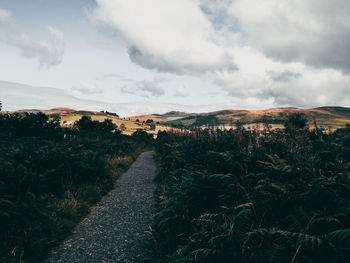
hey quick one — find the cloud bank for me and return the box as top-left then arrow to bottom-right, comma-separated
0,80 -> 222,116
91,0 -> 350,108
231,0 -> 350,73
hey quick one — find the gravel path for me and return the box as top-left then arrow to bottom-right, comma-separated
48,151 -> 156,263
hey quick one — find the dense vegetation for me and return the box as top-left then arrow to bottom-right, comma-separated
0,112 -> 150,263
153,117 -> 350,263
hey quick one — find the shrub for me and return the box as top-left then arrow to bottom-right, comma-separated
152,127 -> 350,263
284,113 -> 308,132
0,113 -> 150,262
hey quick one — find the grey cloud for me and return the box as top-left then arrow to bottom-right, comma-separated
264,34 -> 350,74
127,46 -> 173,72
120,78 -> 165,97
215,66 -> 350,108
259,79 -> 350,108
128,46 -> 236,75
269,70 -> 302,83
72,84 -> 103,95
6,26 -> 64,69
259,89 -> 307,107
231,0 -> 350,73
199,0 -> 237,31
139,81 -> 165,97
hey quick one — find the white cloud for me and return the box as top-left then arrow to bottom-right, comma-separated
120,85 -> 138,95
72,83 -> 103,94
0,8 -> 12,22
174,85 -> 189,97
6,26 -> 65,69
91,0 -> 237,74
268,70 -> 301,83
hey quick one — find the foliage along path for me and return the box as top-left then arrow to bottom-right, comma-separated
48,151 -> 155,263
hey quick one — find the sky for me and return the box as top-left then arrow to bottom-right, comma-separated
0,0 -> 349,115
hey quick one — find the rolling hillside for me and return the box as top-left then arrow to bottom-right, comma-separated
160,107 -> 350,130
15,107 -> 77,115
128,111 -> 191,123
11,106 -> 350,132
59,111 -> 175,137
11,108 -> 172,137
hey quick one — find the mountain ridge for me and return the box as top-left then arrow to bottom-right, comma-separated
133,106 -> 350,129
7,106 -> 350,130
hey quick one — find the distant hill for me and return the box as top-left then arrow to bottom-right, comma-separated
315,106 -> 350,115
15,107 -> 76,115
11,106 -> 350,130
160,107 -> 350,130
129,111 -> 192,123
10,108 -> 175,137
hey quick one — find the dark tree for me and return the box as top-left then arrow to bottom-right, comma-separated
284,113 -> 308,131
132,129 -> 153,142
76,116 -> 94,131
105,111 -> 119,117
76,116 -> 117,133
0,112 -> 61,137
101,119 -> 117,132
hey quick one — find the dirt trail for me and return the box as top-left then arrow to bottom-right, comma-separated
48,151 -> 155,263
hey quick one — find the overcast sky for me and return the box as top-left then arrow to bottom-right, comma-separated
0,0 -> 349,115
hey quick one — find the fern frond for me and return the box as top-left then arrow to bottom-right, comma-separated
327,229 -> 350,247
307,216 -> 342,234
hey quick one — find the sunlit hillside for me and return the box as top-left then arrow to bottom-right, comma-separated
160,107 -> 350,130
12,108 -> 173,137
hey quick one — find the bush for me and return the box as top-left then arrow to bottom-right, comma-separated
0,112 -> 61,138
152,127 -> 350,263
0,113 -> 149,262
284,113 -> 308,132
76,116 -> 117,132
